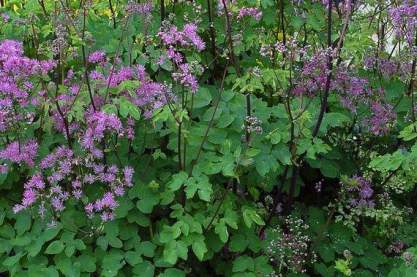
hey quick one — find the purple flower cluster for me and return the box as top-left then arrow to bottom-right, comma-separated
172,63 -> 199,93
402,251 -> 415,266
83,164 -> 134,221
319,0 -> 353,13
0,40 -> 55,76
0,140 -> 38,168
390,2 -> 417,46
51,108 -> 79,136
266,40 -> 397,136
86,192 -> 118,221
81,111 -> 123,158
1,13 -> 9,23
0,39 -> 54,172
158,23 -> 204,93
134,78 -> 171,118
292,49 -> 331,97
237,7 -> 262,21
88,64 -> 171,118
314,179 -> 323,192
346,176 -> 375,209
365,101 -> 396,136
13,146 -> 75,214
364,56 -> 397,78
86,50 -> 172,118
334,70 -> 372,113
158,23 -> 205,52
13,173 -> 45,214
88,50 -> 106,64
125,1 -> 153,15
2,38 -> 183,223
39,145 -> 74,171
13,143 -> 135,222
216,0 -> 235,17
335,71 -> 396,136
0,40 -> 54,132
107,67 -> 134,88
87,55 -> 137,90
364,55 -> 411,81
216,0 -> 263,23
0,41 -> 139,222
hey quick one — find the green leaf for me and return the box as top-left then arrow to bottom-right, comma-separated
335,259 -> 351,276
254,256 -> 274,275
267,131 -> 281,144
369,151 -> 404,172
11,235 -> 31,246
319,159 -> 340,178
97,236 -> 108,251
160,225 -> 181,243
233,256 -> 255,272
160,268 -> 186,277
321,112 -> 351,132
230,234 -> 249,252
138,241 -> 156,258
115,198 -> 134,218
127,210 -> 150,227
102,251 -> 124,277
192,239 -> 207,261
133,261 -> 155,277
163,241 -> 178,264
45,241 -> 65,255
399,123 -> 417,141
27,239 -> 44,257
54,254 -> 81,276
193,87 -> 212,108
317,245 -> 335,263
223,209 -> 239,229
168,171 -> 188,191
197,186 -> 213,202
215,221 -> 229,243
14,212 -> 31,235
26,266 -> 60,277
78,254 -> 96,273
119,97 -> 141,120
0,224 -> 15,239
65,245 -> 75,257
136,187 -> 160,214
74,239 -> 86,250
102,104 -> 118,115
108,236 -> 123,248
41,224 -> 62,242
125,251 -> 143,266
118,80 -> 140,94
315,263 -> 335,276
3,252 -> 24,267
163,240 -> 188,264
242,207 -> 265,228
184,175 -> 212,202
104,221 -> 119,236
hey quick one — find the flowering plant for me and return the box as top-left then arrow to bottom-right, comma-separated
1,0 -> 417,276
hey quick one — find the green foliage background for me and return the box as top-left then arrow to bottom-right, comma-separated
1,0 -> 417,276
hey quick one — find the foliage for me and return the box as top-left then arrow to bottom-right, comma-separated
0,0 -> 417,276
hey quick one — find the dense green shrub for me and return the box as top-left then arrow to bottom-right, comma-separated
1,0 -> 417,276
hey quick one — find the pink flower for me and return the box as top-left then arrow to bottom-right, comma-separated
237,7 -> 262,21
123,166 -> 134,187
0,139 -> 38,167
158,23 -> 205,51
88,51 -> 106,64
